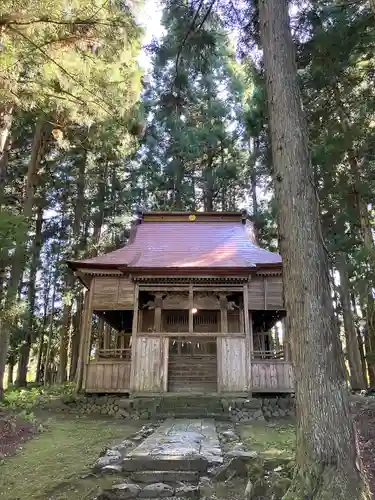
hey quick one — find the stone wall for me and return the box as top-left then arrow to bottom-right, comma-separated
51,394 -> 294,421
56,395 -> 160,419
228,396 -> 295,422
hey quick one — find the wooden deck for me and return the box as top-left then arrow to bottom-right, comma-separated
85,360 -> 131,392
84,358 -> 294,394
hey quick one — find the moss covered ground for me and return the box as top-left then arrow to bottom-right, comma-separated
0,415 -> 139,500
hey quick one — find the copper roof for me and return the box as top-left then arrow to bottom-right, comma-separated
68,212 -> 281,272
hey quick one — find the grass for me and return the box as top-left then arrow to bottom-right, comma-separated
238,420 -> 295,463
0,415 -> 140,500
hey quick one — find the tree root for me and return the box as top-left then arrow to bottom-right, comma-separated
282,465 -> 370,500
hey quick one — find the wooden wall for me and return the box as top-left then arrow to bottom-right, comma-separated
131,336 -> 167,392
217,337 -> 248,392
251,361 -> 294,391
247,275 -> 284,310
85,361 -> 131,392
92,277 -> 134,310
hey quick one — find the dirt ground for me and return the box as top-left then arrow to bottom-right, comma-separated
0,411 -> 34,458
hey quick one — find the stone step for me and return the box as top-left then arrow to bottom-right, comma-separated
154,413 -> 223,420
122,456 -> 208,473
130,470 -> 199,484
98,482 -> 200,500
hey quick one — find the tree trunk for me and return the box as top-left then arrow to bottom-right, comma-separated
348,153 -> 375,386
7,362 -> 14,386
337,253 -> 366,390
58,152 -> 86,383
249,137 -> 260,240
44,279 -> 57,386
370,0 -> 375,16
351,293 -> 368,385
259,1 -> 369,498
69,293 -> 83,381
0,105 -> 13,163
203,154 -> 215,211
0,117 -> 49,400
0,134 -> 11,206
16,204 -> 44,387
36,266 -> 51,384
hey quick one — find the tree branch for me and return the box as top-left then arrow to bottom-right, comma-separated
9,26 -> 116,118
175,0 -> 206,76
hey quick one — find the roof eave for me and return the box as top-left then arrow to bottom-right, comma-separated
66,260 -> 123,271
120,262 -> 282,276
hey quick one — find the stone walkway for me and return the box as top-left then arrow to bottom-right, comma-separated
128,419 -> 223,465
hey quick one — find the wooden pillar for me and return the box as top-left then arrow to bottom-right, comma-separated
282,316 -> 290,361
103,323 -> 111,349
220,294 -> 228,334
76,284 -> 93,393
189,284 -> 194,334
130,283 -> 139,391
153,292 -> 168,392
154,293 -> 163,332
96,316 -> 104,359
243,284 -> 252,393
243,285 -> 250,337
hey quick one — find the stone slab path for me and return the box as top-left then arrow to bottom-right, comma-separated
127,419 -> 223,466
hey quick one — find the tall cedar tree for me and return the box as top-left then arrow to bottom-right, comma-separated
259,0 -> 369,498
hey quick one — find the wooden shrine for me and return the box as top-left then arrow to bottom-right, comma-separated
68,211 -> 293,395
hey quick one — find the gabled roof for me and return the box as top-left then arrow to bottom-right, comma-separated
67,212 -> 282,273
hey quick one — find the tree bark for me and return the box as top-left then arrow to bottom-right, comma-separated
259,1 -> 369,498
337,253 -> 366,390
0,117 -> 49,399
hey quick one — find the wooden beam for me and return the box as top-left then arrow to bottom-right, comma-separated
138,331 -> 245,338
130,283 -> 139,390
189,284 -> 194,334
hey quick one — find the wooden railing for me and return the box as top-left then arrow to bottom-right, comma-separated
252,349 -> 284,360
97,348 -> 131,360
251,360 -> 294,391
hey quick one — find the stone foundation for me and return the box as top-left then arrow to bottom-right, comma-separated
229,396 -> 295,422
52,394 -> 294,421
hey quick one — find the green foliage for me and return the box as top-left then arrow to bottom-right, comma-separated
0,209 -> 28,255
0,0 -> 144,124
1,383 -> 76,411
